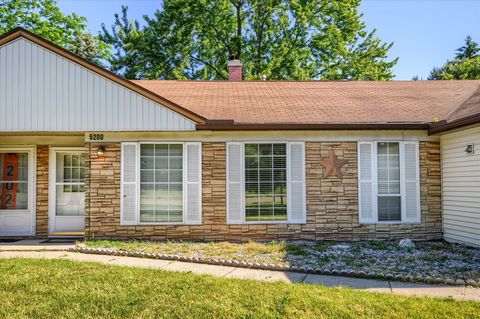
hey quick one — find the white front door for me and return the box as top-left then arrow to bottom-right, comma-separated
49,148 -> 85,235
0,148 -> 35,236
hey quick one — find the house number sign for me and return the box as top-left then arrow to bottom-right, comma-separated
1,153 -> 19,209
88,134 -> 104,141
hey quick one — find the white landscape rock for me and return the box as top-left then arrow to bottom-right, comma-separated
399,239 -> 416,249
329,244 -> 351,252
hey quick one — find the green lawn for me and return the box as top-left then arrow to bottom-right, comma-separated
0,258 -> 479,319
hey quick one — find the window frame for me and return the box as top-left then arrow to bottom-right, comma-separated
0,147 -> 35,214
57,152 -> 86,193
244,142 -> 288,223
233,141 -> 294,224
136,142 -> 187,225
376,141 -> 402,222
49,148 -> 86,218
360,140 -> 420,224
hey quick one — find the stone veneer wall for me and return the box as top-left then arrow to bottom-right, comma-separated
84,141 -> 442,241
35,145 -> 49,237
307,141 -> 442,241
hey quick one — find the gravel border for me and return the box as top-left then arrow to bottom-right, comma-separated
71,245 -> 479,287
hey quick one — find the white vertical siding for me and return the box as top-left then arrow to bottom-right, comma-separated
441,125 -> 480,247
0,38 -> 196,131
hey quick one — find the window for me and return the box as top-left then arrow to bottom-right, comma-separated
60,154 -> 85,193
226,142 -> 306,224
244,143 -> 287,222
139,144 -> 183,223
377,142 -> 401,221
0,153 -> 29,210
358,141 -> 420,224
121,142 -> 201,226
55,153 -> 86,216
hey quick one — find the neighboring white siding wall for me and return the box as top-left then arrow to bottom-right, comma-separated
441,125 -> 480,247
0,38 -> 196,131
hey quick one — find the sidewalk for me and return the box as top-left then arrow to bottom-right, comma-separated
1,249 -> 479,301
0,239 -> 76,251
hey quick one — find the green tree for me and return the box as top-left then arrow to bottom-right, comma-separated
0,0 -> 109,64
102,1 -> 397,80
455,35 -> 479,60
429,36 -> 480,80
100,6 -> 157,79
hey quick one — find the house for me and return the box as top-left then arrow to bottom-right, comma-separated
0,28 -> 479,246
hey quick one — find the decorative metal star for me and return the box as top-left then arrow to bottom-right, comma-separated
318,150 -> 348,178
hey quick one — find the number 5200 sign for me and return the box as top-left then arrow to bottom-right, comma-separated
89,134 -> 104,141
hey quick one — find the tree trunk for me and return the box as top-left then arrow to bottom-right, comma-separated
234,0 -> 243,59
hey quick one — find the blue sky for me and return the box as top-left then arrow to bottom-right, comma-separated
58,0 -> 480,80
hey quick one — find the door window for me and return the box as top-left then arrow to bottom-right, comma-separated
0,153 -> 29,210
56,153 -> 85,216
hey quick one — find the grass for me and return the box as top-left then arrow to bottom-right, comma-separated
0,258 -> 479,319
84,239 -> 288,264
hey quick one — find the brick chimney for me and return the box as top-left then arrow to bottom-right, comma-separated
228,59 -> 243,81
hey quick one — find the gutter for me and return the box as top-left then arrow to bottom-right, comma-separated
199,115 -> 480,134
428,113 -> 480,134
196,120 -> 430,131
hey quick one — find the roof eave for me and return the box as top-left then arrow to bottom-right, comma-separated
429,114 -> 480,134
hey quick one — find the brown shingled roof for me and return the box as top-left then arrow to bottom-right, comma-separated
132,80 -> 480,130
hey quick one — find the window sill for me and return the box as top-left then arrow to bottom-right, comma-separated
360,221 -> 421,225
132,222 -> 195,226
236,221 -> 305,225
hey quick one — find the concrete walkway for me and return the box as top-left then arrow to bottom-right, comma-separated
0,239 -> 75,251
1,249 -> 479,301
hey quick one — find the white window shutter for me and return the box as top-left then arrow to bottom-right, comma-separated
226,142 -> 244,224
358,142 -> 376,223
185,142 -> 202,224
121,142 -> 138,225
288,142 -> 306,224
402,142 -> 421,223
